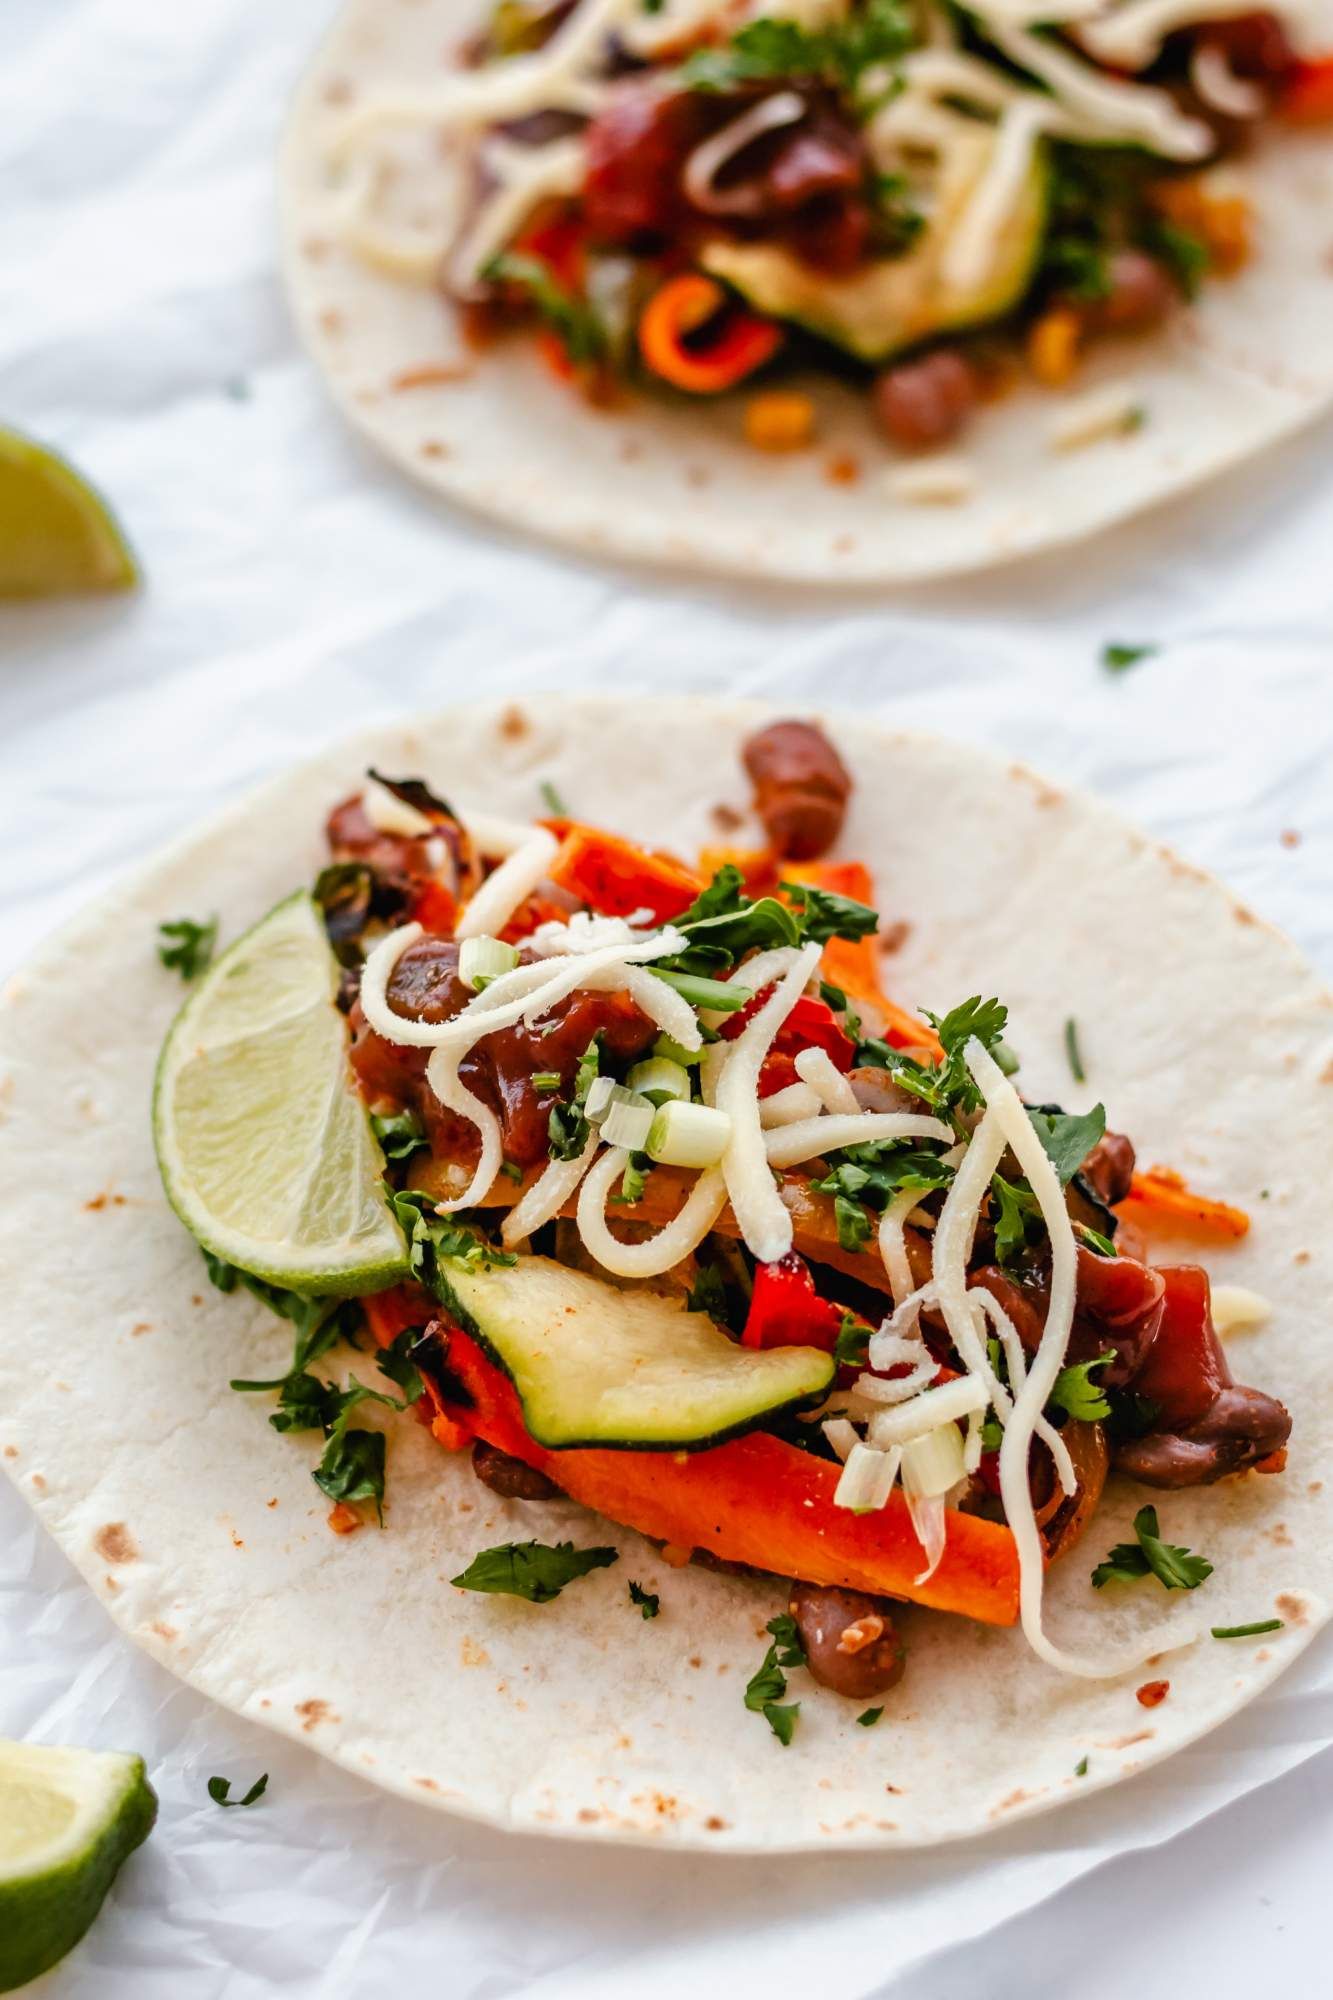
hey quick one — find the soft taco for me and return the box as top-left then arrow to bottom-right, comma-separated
279,0 -> 1333,581
1,697 -> 1329,1850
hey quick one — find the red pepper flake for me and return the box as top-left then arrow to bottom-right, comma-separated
1136,1679 -> 1170,1708
328,1503 -> 362,1535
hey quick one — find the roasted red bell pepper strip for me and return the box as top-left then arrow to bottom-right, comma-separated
547,823 -> 704,921
638,274 -> 782,395
1282,55 -> 1333,121
362,1283 -> 432,1348
1131,1265 -> 1231,1429
720,988 -> 855,1095
741,1251 -> 846,1351
435,1324 -> 1021,1623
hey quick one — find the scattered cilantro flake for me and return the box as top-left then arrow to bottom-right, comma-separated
375,1326 -> 427,1406
857,1706 -> 884,1728
1074,1756 -> 1089,1777
763,1701 -> 801,1746
1049,1350 -> 1113,1424
683,0 -> 912,104
1028,1104 -> 1106,1186
832,1191 -> 872,1254
371,1107 -> 425,1162
628,1580 -> 660,1619
452,1540 -> 619,1602
484,252 -> 606,365
1092,1505 -> 1213,1592
1101,641 -> 1157,673
834,1312 -> 872,1369
208,1773 -> 268,1808
990,1173 -> 1041,1266
744,1613 -> 807,1744
1063,1016 -> 1086,1084
1211,1619 -> 1283,1640
157,915 -> 217,981
207,1252 -> 363,1373
390,1189 -> 516,1285
539,778 -> 568,817
312,1406 -> 389,1523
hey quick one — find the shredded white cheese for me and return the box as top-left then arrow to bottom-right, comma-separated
501,1124 -> 601,1246
360,775 -> 435,838
792,1045 -> 863,1116
1191,41 -> 1266,118
575,1150 -> 729,1276
888,459 -> 977,508
764,1110 -> 952,1170
1077,0 -> 1271,70
1210,1284 -> 1273,1338
1047,384 -> 1146,453
455,827 -> 559,940
759,1081 -> 826,1128
714,944 -> 823,1264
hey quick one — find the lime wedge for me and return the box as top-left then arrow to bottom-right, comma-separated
154,891 -> 408,1294
0,429 -> 138,600
0,1741 -> 156,1993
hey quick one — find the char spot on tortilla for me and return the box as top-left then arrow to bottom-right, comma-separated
94,1523 -> 138,1564
578,1808 -> 599,1823
296,1698 -> 337,1731
320,309 -> 345,337
2,1445 -> 16,1459
152,1623 -> 178,1642
1294,1250 -> 1311,1265
420,440 -> 448,460
414,1776 -> 440,1791
1233,904 -> 1257,926
710,802 -> 744,831
498,705 -> 531,743
879,919 -> 911,955
1309,1480 -> 1324,1494
302,237 -> 330,262
459,1636 -> 491,1667
705,1815 -> 728,1831
31,1474 -> 45,1491
1319,1060 -> 1333,1085
131,1322 -> 151,1336
323,76 -> 354,106
84,1191 -> 126,1211
1276,1592 -> 1309,1625
1268,1522 -> 1293,1547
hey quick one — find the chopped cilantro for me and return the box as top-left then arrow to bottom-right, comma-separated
628,1580 -> 660,1619
857,1706 -> 884,1728
371,1107 -> 425,1162
1048,1350 -> 1113,1424
990,1173 -> 1041,1266
744,1613 -> 806,1742
1074,1756 -> 1089,1777
1212,1619 -> 1283,1640
779,879 -> 878,947
207,1773 -> 268,1809
833,1191 -> 872,1254
375,1326 -> 427,1405
390,1190 -> 516,1286
499,1159 -> 524,1185
1144,218 -> 1209,298
858,995 -> 1009,1123
313,1422 -> 387,1521
485,252 -> 606,365
451,1539 -> 619,1602
1028,1104 -> 1106,1186
1101,640 -> 1157,672
1075,1222 -> 1118,1259
207,1252 -> 363,1374
547,1035 -> 602,1160
157,915 -> 217,981
683,0 -> 912,104
834,1312 -> 872,1368
539,778 -> 567,817
763,1701 -> 801,1746
1092,1505 -> 1213,1592
1063,1016 -> 1085,1084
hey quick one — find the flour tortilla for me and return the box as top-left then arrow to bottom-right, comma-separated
277,0 -> 1333,584
2,695 -> 1331,1851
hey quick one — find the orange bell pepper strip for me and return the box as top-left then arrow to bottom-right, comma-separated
783,860 -> 943,1058
697,844 -> 780,896
1282,55 -> 1333,121
436,1325 -> 1020,1624
1117,1168 -> 1250,1241
547,822 -> 704,921
410,879 -> 458,935
638,274 -> 782,395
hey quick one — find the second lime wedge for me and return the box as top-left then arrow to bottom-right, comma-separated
0,428 -> 138,600
153,891 -> 408,1294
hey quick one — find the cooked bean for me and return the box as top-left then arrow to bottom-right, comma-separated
1086,250 -> 1179,334
788,1582 -> 906,1699
873,350 -> 978,452
742,718 -> 852,860
1115,1383 -> 1291,1488
1081,1130 -> 1137,1206
471,1439 -> 561,1501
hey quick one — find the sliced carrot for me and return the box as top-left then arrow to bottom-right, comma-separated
638,274 -> 782,395
327,1502 -> 362,1534
362,1283 -> 433,1348
547,823 -> 703,921
1118,1169 -> 1250,1241
438,1327 -> 1020,1624
783,860 -> 942,1057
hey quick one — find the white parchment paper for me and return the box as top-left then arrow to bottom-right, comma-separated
4,0 -> 1333,1992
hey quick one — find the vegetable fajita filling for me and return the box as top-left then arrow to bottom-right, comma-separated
162,718 -> 1294,1731
330,0 -> 1332,465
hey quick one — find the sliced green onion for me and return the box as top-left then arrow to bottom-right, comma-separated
646,1099 -> 731,1169
899,1423 -> 966,1500
458,934 -> 519,992
626,1057 -> 692,1106
1211,1619 -> 1284,1640
601,1092 -> 655,1151
649,967 -> 753,1013
531,1070 -> 561,1092
993,1039 -> 1020,1078
652,1034 -> 703,1067
585,1078 -> 647,1127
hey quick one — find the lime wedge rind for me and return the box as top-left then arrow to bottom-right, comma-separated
153,891 -> 408,1295
0,428 -> 138,602
0,1742 -> 156,1994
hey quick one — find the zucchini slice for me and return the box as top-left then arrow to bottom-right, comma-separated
437,1254 -> 835,1450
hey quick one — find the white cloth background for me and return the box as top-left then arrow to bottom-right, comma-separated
3,1 -> 1333,1993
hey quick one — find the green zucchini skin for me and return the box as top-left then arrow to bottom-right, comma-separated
434,1254 -> 836,1452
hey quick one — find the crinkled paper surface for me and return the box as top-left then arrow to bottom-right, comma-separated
3,0 -> 1333,1992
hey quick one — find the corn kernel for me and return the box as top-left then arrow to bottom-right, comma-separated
1027,307 -> 1082,388
744,391 -> 816,452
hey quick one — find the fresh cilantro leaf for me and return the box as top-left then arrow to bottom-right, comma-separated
980,1417 -> 1004,1451
1028,1104 -> 1106,1186
833,1191 -> 871,1253
1063,1017 -> 1086,1084
1143,218 -> 1208,298
390,1190 -> 516,1288
205,1250 -> 362,1373
485,252 -> 606,365
1101,640 -> 1157,673
1049,1350 -> 1113,1424
1075,1222 -> 1118,1258
834,1312 -> 871,1368
765,1611 -> 807,1668
1091,1505 -> 1213,1592
1211,1619 -> 1283,1640
744,1652 -> 789,1710
931,995 -> 1009,1058
811,1142 -> 953,1223
1074,1755 -> 1089,1777
547,1035 -> 602,1160
762,1700 -> 800,1746
857,1706 -> 884,1727
820,980 -> 847,1012
686,1263 -> 729,1320
860,996 -> 1009,1121
779,879 -> 878,947
157,915 -> 218,981
371,1107 -> 425,1162
628,1580 -> 660,1619
375,1326 -> 427,1405
990,1174 -> 1040,1266
451,1539 -> 619,1602
539,778 -> 567,817
264,1369 -> 345,1433
313,1425 -> 387,1520
208,1772 -> 268,1808
683,0 -> 911,102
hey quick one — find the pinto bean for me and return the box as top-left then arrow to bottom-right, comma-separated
471,1439 -> 562,1501
742,718 -> 852,860
788,1582 -> 906,1699
1080,1130 -> 1136,1206
873,349 -> 979,452
1115,1383 -> 1291,1488
1085,250 -> 1179,334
